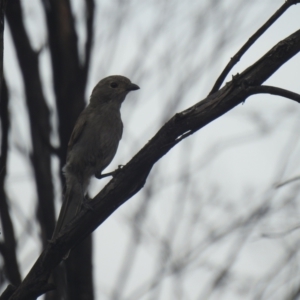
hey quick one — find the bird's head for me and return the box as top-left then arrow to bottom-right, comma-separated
90,75 -> 140,106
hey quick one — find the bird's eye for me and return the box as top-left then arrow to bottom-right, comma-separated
110,82 -> 118,88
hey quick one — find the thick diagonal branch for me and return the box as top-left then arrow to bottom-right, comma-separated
5,28 -> 300,300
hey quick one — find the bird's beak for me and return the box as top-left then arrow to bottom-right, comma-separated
127,83 -> 140,91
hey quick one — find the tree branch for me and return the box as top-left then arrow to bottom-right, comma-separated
0,0 -> 7,97
209,0 -> 300,95
246,85 -> 300,104
83,0 -> 94,79
0,284 -> 16,300
276,175 -> 300,188
41,0 -> 89,165
0,79 -> 21,287
6,0 -> 56,244
5,28 -> 300,300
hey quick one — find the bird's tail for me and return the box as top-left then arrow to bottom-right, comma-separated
52,175 -> 83,257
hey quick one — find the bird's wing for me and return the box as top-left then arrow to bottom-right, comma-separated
67,111 -> 88,154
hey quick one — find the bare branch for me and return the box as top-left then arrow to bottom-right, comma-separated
246,85 -> 300,104
261,224 -> 300,239
209,0 -> 300,95
6,0 -> 56,244
5,28 -> 300,300
83,0 -> 95,78
0,284 -> 16,300
0,79 -> 21,286
275,175 -> 300,188
0,0 -> 7,96
41,0 -> 88,164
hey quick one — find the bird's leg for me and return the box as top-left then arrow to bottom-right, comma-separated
95,165 -> 124,179
95,170 -> 115,179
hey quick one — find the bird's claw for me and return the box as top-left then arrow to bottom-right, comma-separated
95,165 -> 124,179
81,199 -> 96,214
85,194 -> 91,202
82,202 -> 94,211
113,165 -> 124,177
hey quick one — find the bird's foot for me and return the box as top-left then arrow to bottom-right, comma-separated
95,170 -> 114,179
95,165 -> 124,179
82,201 -> 94,211
81,197 -> 96,213
85,194 -> 91,202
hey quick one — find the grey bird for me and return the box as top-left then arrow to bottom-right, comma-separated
52,75 -> 139,250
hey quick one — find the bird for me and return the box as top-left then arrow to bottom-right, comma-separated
52,75 -> 140,253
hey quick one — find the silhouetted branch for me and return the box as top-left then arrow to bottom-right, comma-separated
276,175 -> 300,188
83,0 -> 95,78
0,0 -> 7,96
0,79 -> 21,287
41,0 -> 89,164
209,0 -> 300,95
5,28 -> 300,300
0,284 -> 16,300
6,0 -> 55,249
246,85 -> 300,103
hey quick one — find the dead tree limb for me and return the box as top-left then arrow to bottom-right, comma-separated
4,26 -> 300,300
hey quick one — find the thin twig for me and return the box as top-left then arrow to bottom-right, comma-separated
261,224 -> 300,238
209,0 -> 300,95
246,85 -> 300,104
275,175 -> 300,188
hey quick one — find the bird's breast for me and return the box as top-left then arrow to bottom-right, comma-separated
65,107 -> 123,181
